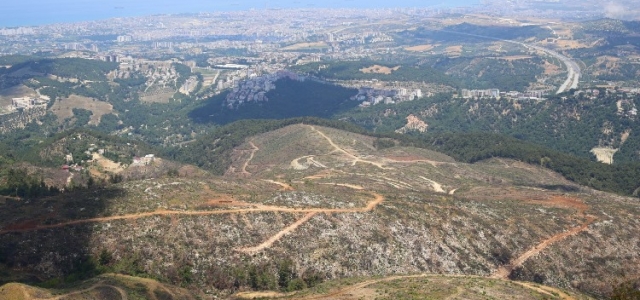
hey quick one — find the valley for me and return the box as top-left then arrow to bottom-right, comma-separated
1,4 -> 640,299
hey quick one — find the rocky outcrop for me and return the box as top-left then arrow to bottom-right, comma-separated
395,114 -> 428,134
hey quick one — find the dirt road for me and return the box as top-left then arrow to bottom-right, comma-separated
241,141 -> 259,175
301,273 -> 578,300
492,196 -> 595,280
237,212 -> 318,254
0,192 -> 385,235
309,126 -> 388,169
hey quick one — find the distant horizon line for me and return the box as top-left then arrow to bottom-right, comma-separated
0,2 -> 480,28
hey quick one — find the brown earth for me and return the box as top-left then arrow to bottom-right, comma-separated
49,94 -> 113,125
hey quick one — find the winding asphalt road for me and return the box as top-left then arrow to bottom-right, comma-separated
441,30 -> 581,94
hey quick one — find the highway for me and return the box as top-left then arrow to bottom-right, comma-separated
441,30 -> 581,94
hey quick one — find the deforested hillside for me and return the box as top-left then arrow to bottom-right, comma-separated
1,123 -> 637,299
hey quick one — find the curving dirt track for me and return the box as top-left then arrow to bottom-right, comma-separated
0,185 -> 384,258
241,141 -> 260,175
309,126 -> 389,170
492,196 -> 596,280
262,179 -> 294,191
237,212 -> 318,254
48,284 -> 129,300
300,274 -> 578,300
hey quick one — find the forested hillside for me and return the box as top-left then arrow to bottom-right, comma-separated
166,117 -> 640,197
343,90 -> 640,163
188,78 -> 358,124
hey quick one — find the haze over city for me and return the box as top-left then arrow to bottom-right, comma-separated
2,0 -> 481,27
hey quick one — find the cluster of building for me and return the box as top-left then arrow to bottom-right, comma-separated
460,89 -> 548,100
355,87 -> 424,107
223,70 -> 305,108
10,96 -> 48,110
116,35 -> 133,43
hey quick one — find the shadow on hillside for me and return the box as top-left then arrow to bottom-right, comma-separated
0,186 -> 125,286
188,78 -> 358,125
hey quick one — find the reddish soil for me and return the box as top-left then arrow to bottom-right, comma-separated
492,195 -> 596,280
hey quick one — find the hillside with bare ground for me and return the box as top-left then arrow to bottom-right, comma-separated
0,124 -> 637,299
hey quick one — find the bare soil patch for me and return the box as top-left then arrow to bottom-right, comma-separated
590,147 -> 618,165
49,95 -> 113,125
445,45 -> 463,56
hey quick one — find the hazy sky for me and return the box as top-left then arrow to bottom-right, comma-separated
2,0 -> 479,27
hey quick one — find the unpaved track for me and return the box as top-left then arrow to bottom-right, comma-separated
46,284 -> 128,300
237,212 -> 318,254
301,274 -> 577,300
241,141 -> 259,175
492,214 -> 596,279
512,281 -> 576,300
309,126 -> 388,170
0,192 -> 384,235
262,179 -> 294,190
492,196 -> 596,280
319,183 -> 364,190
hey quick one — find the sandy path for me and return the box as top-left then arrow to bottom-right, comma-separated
492,196 -> 595,280
302,274 -> 577,300
262,179 -> 294,191
384,157 -> 455,167
47,284 -> 129,300
302,274 -> 429,299
109,274 -> 185,300
237,212 -> 318,254
309,126 -> 388,170
419,176 -> 445,193
319,183 -> 364,190
512,281 -> 576,300
0,192 -> 384,234
492,214 -> 596,279
241,141 -> 259,175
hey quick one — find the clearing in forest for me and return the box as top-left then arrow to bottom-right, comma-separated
49,94 -> 113,125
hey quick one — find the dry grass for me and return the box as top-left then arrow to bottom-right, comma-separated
498,55 -> 534,61
590,147 -> 618,164
281,42 -> 328,51
49,94 -> 113,125
543,61 -> 562,75
404,44 -> 435,52
139,88 -> 176,103
0,85 -> 38,107
540,39 -> 589,49
445,45 -> 463,57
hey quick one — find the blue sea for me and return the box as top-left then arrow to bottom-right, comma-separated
1,0 -> 479,27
